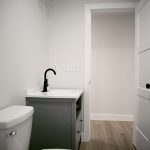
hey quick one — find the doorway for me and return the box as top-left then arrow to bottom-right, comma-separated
84,2 -> 137,142
82,9 -> 136,150
91,10 -> 135,121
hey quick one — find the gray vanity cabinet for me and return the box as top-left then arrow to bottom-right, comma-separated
26,95 -> 82,150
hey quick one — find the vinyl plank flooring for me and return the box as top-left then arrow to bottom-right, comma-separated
80,121 -> 135,150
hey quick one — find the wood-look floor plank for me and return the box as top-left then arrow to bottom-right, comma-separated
80,121 -> 135,150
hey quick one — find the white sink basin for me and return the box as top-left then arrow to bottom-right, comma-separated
26,89 -> 83,99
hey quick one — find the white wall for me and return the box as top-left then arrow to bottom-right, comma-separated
91,12 -> 135,120
48,0 -> 138,141
0,0 -> 49,109
0,0 -> 138,140
48,0 -> 138,89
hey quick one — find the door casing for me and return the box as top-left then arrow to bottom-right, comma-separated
84,2 -> 138,142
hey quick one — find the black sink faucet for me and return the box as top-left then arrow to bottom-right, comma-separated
42,68 -> 56,92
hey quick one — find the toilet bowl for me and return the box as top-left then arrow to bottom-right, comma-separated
0,105 -> 34,150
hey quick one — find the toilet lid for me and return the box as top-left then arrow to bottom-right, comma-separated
0,105 -> 34,129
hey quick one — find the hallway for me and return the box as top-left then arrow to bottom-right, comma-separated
80,121 -> 135,150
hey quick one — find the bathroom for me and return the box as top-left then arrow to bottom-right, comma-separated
0,0 -> 150,150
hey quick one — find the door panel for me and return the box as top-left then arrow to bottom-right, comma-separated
139,50 -> 150,88
137,95 -> 150,140
139,0 -> 150,52
135,127 -> 150,150
135,0 -> 150,149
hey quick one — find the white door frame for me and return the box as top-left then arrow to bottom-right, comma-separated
84,2 -> 137,142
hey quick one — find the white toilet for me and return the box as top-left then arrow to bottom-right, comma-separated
0,105 -> 34,150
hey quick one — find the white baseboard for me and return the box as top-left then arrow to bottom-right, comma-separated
90,114 -> 134,121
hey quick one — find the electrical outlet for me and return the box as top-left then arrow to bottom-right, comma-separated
66,65 -> 78,72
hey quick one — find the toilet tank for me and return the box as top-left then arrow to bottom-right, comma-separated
0,105 -> 34,150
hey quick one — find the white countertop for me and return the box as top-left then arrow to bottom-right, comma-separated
26,89 -> 83,99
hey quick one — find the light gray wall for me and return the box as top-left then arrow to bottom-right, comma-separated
48,0 -> 138,89
0,0 -> 139,114
0,0 -> 49,109
91,12 -> 135,116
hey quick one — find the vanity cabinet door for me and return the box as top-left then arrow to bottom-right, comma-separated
26,98 -> 73,150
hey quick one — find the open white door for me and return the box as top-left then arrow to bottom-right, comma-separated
134,0 -> 150,149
